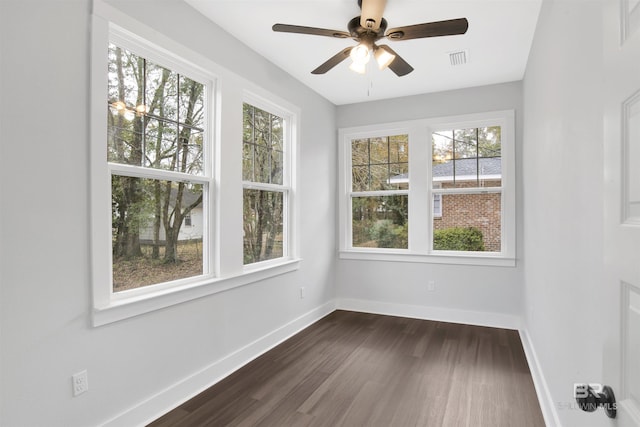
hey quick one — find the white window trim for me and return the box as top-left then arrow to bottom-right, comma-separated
338,110 -> 516,267
90,2 -> 301,326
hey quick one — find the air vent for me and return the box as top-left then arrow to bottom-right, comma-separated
449,50 -> 468,66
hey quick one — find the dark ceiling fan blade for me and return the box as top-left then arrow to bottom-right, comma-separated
377,44 -> 413,76
311,47 -> 353,74
385,18 -> 469,41
359,0 -> 387,31
272,24 -> 350,39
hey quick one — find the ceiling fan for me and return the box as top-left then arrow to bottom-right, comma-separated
272,0 -> 469,76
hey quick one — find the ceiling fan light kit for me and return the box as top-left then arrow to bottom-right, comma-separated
272,0 -> 468,76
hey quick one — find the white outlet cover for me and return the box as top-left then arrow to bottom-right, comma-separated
72,370 -> 88,396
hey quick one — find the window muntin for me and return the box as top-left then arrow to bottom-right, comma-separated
431,126 -> 502,253
107,42 -> 211,292
242,102 -> 290,265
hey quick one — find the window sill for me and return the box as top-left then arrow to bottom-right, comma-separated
338,250 -> 516,267
92,258 -> 301,327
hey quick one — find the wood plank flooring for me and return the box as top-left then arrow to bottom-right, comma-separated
149,310 -> 545,427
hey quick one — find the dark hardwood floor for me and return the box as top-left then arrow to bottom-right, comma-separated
149,310 -> 545,427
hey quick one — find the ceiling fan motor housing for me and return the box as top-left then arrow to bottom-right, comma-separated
348,16 -> 387,44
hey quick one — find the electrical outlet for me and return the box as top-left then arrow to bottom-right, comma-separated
299,287 -> 305,299
72,370 -> 88,396
427,280 -> 436,291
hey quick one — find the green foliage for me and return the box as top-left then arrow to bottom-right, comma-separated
370,220 -> 408,248
433,227 -> 485,251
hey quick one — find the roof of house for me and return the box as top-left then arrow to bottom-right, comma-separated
433,157 -> 501,178
389,157 -> 501,183
169,186 -> 202,207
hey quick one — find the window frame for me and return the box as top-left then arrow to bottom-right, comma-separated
338,110 -> 516,267
90,8 -> 300,326
106,31 -> 215,296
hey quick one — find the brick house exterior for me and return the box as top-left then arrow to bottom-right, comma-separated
433,157 -> 502,252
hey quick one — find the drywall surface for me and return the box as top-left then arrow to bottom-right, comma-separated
0,0 -> 336,425
335,82 -> 525,326
522,1 -> 605,425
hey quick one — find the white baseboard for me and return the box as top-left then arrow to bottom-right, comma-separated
336,297 -> 522,330
102,299 -> 546,427
519,328 -> 562,427
101,300 -> 336,427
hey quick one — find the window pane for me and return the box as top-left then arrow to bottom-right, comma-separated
243,189 -> 284,264
352,139 -> 369,166
352,165 -> 369,192
144,117 -> 178,170
178,75 -> 205,129
352,195 -> 408,249
271,115 -> 284,151
389,135 -> 408,163
145,61 -> 178,122
453,128 -> 477,159
243,143 -> 254,181
271,148 -> 283,185
432,192 -> 501,252
432,127 -> 501,189
389,162 -> 409,190
111,175 -> 204,292
254,145 -> 271,183
177,125 -> 204,175
108,43 -> 142,111
370,164 -> 390,191
369,137 -> 388,164
107,106 -> 144,165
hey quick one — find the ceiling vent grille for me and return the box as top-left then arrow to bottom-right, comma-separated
449,50 -> 468,66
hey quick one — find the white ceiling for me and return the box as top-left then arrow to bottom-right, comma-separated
185,0 -> 542,105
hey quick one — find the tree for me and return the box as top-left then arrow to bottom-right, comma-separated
161,78 -> 204,263
109,46 -> 146,259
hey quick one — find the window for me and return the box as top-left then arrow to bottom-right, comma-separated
242,101 -> 292,265
107,41 -> 212,292
91,20 -> 300,325
339,111 -> 515,266
350,135 -> 409,249
432,126 -> 502,252
433,183 -> 442,218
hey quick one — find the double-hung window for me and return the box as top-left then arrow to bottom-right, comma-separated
339,110 -> 515,266
106,36 -> 214,292
242,99 -> 293,265
91,18 -> 300,325
350,134 -> 409,249
91,23 -> 217,323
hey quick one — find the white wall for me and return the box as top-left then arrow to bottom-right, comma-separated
0,0 -> 336,425
335,82 -> 525,327
522,1 -> 605,426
